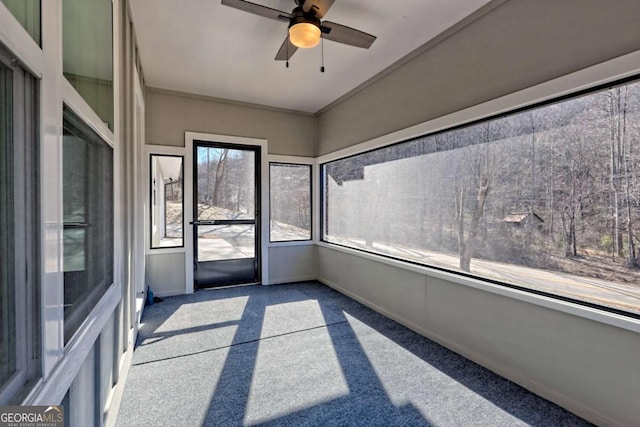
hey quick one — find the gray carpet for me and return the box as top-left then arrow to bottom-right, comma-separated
116,281 -> 592,426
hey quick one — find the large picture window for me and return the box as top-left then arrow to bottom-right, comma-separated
63,106 -> 113,343
270,163 -> 312,242
0,44 -> 40,404
323,78 -> 640,316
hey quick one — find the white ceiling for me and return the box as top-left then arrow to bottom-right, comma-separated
130,0 -> 491,113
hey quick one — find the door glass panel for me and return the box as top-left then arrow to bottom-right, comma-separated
196,146 -> 255,221
150,155 -> 183,248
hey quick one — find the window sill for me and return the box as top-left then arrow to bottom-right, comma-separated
268,240 -> 314,248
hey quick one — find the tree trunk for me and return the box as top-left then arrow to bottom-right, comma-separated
571,213 -> 577,257
205,148 -> 211,204
212,149 -> 228,207
612,188 -> 622,256
460,175 -> 490,272
619,89 -> 636,267
608,89 -> 625,258
625,170 -> 636,267
455,183 -> 466,258
548,140 -> 555,241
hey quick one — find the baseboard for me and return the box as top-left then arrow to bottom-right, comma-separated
153,290 -> 187,298
267,275 -> 317,285
316,276 -> 618,427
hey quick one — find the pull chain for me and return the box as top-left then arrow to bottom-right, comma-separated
320,32 -> 325,73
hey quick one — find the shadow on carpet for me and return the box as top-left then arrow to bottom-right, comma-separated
116,281 -> 591,427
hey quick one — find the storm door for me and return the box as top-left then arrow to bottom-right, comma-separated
192,141 -> 260,288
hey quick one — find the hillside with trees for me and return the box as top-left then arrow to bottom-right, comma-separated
325,80 -> 640,291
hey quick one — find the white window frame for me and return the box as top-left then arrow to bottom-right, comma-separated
144,145 -> 186,256
0,39 -> 40,406
268,155 -> 316,247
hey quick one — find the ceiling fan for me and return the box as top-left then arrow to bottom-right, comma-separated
221,0 -> 376,65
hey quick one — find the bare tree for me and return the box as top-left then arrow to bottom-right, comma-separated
211,148 -> 228,207
592,88 -> 629,258
458,171 -> 491,271
456,123 -> 500,272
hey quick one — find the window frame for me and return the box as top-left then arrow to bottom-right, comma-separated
267,155 -> 316,247
149,153 -> 185,250
62,105 -> 114,344
144,145 -> 188,256
320,73 -> 640,321
269,161 -> 313,243
0,43 -> 40,405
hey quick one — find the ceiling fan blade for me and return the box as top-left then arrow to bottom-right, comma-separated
321,21 -> 376,49
221,0 -> 291,21
302,0 -> 335,19
275,36 -> 299,61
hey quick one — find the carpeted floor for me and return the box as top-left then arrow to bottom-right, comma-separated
115,281 -> 591,426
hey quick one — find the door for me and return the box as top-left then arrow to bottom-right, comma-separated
192,141 -> 261,288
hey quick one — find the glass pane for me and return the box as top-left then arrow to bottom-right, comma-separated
1,0 -> 40,44
63,107 -> 114,342
270,163 -> 311,242
63,0 -> 113,130
197,224 -> 255,261
323,79 -> 640,316
196,146 -> 255,220
150,155 -> 184,248
0,62 -> 16,385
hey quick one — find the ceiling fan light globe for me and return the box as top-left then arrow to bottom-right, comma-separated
289,22 -> 321,48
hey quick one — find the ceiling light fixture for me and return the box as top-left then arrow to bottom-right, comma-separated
289,22 -> 321,48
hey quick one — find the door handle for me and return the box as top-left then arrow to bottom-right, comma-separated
191,219 -> 255,226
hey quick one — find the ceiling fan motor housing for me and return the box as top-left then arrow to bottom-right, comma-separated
289,6 -> 322,30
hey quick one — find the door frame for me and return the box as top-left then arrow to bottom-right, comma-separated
185,132 -> 269,293
192,140 -> 261,288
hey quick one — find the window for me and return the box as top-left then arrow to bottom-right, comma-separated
270,163 -> 312,242
1,0 -> 40,44
63,0 -> 113,130
150,155 -> 184,248
0,44 -> 40,404
322,77 -> 640,317
63,106 -> 113,343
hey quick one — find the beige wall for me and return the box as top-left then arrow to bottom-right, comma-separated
145,253 -> 186,297
268,245 -> 317,285
317,0 -> 640,155
145,88 -> 317,156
